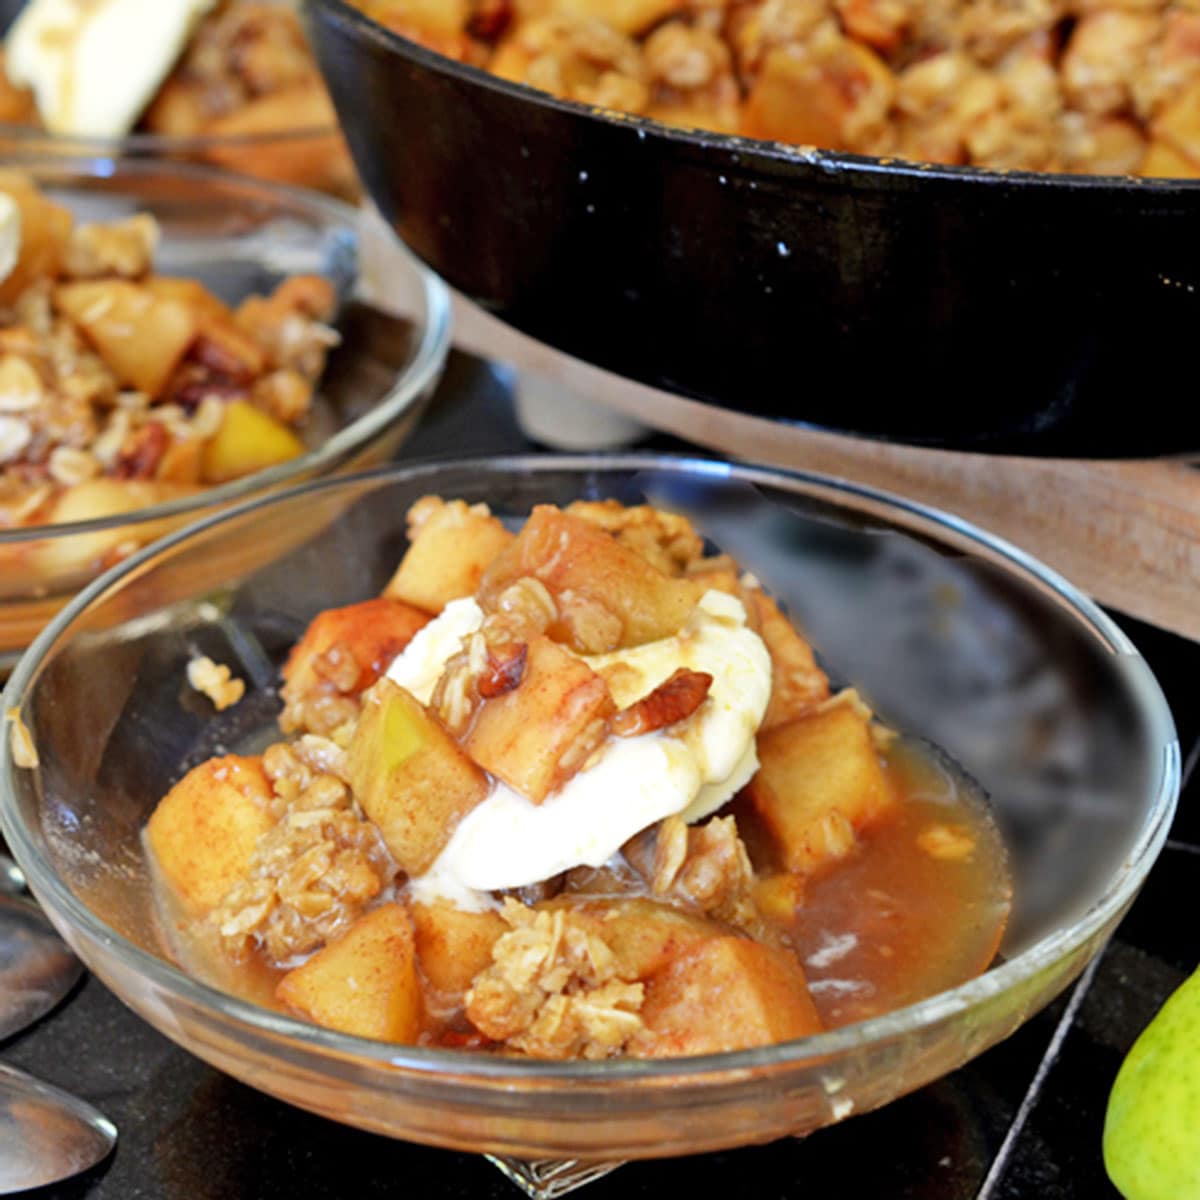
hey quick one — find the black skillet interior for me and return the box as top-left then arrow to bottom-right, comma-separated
306,0 -> 1200,457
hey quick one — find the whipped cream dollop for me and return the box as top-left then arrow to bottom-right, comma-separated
388,591 -> 772,908
7,0 -> 216,137
0,194 -> 20,286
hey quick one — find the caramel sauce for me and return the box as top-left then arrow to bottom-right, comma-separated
151,738 -> 1010,1047
785,743 -> 1011,1029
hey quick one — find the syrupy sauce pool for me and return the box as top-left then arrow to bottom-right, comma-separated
151,735 -> 1011,1048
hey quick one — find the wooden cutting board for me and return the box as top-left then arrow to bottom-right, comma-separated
362,213 -> 1200,643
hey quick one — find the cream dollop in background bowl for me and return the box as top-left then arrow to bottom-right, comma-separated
0,156 -> 450,664
0,455 -> 1177,1164
0,0 -> 356,197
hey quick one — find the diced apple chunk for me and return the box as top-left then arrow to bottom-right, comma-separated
55,279 -> 198,397
464,634 -> 615,803
633,937 -> 822,1057
411,901 -> 506,997
143,276 -> 233,323
281,596 -> 430,706
0,170 -> 73,306
561,898 -> 721,981
31,478 -> 195,585
146,755 -> 273,917
478,506 -> 703,651
276,904 -> 423,1042
743,587 -> 830,730
1152,77 -> 1200,166
346,679 -> 490,875
384,497 -> 514,614
746,703 -> 895,876
200,400 -> 305,484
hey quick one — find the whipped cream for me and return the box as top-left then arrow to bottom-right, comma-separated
393,590 -> 772,905
7,0 -> 216,137
0,193 -> 20,286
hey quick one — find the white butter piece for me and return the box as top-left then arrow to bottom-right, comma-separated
0,193 -> 21,286
386,596 -> 483,704
396,590 -> 772,904
7,0 -> 217,138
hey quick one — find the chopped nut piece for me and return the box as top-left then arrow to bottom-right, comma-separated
0,355 -> 44,412
6,707 -> 37,768
61,215 -> 160,280
186,656 -> 246,712
917,824 -> 977,861
611,667 -> 713,737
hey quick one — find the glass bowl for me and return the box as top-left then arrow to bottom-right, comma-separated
0,456 -> 1178,1168
0,0 -> 356,198
0,157 -> 451,664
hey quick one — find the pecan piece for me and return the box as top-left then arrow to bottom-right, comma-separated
190,332 -> 259,384
112,421 -> 169,480
467,0 -> 513,42
477,642 -> 528,700
611,668 -> 713,738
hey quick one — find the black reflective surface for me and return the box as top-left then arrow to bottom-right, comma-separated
308,2 -> 1200,457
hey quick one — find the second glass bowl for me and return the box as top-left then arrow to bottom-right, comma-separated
0,156 -> 450,663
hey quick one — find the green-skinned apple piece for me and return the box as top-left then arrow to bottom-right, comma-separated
1104,964 -> 1200,1200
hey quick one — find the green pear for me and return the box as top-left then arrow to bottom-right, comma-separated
1104,964 -> 1200,1200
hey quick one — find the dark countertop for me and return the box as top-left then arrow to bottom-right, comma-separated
4,354 -> 1195,1200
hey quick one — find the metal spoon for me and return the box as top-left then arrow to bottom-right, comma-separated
0,853 -> 24,896
0,1062 -> 116,1193
0,895 -> 81,1041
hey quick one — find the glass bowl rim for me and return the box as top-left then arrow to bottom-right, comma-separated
0,121 -> 338,154
0,153 -> 453,543
313,0 -> 1200,193
0,452 -> 1180,1083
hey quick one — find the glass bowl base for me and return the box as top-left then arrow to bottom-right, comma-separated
486,1156 -> 625,1197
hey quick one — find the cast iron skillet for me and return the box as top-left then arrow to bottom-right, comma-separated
307,0 -> 1200,455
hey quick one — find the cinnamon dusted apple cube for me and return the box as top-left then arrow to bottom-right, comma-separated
384,497 -> 514,614
633,937 -> 822,1057
746,702 -> 895,876
276,904 -> 423,1042
743,587 -> 830,730
463,635 -> 615,803
0,171 -> 73,305
143,276 -> 234,324
565,898 -> 721,981
1141,138 -> 1200,178
1152,77 -> 1200,167
145,755 -> 274,917
361,0 -> 471,45
411,901 -> 506,998
281,597 -> 430,707
54,279 -> 198,398
478,506 -> 703,651
346,679 -> 490,875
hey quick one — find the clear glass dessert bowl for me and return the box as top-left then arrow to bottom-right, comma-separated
0,456 -> 1178,1168
0,156 -> 450,664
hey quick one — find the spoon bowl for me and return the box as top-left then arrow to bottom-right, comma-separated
0,853 -> 23,895
0,1063 -> 116,1194
0,895 -> 81,1041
